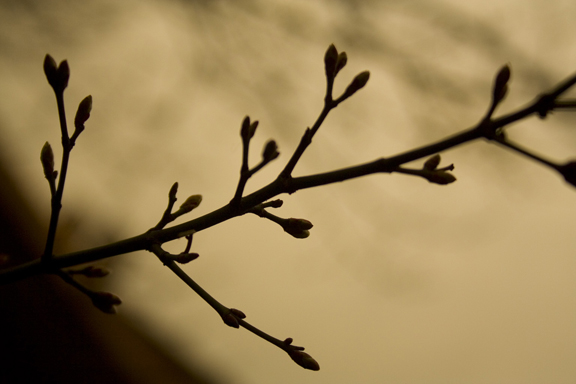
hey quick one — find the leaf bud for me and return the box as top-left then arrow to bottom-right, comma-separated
179,194 -> 202,213
342,71 -> 370,99
268,199 -> 283,208
324,44 -> 338,79
288,350 -> 320,371
56,60 -> 70,91
43,54 -> 58,85
493,64 -> 511,104
335,52 -> 347,75
74,95 -> 92,133
40,142 -> 55,179
175,252 -> 199,264
423,154 -> 441,171
426,171 -> 457,185
262,140 -> 279,162
284,218 -> 313,239
169,182 -> 179,200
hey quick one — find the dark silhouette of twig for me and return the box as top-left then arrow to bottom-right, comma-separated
1,45 -> 575,370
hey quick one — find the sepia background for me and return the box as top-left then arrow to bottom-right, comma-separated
1,0 -> 575,383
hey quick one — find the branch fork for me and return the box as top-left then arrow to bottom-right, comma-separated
2,45 -> 576,371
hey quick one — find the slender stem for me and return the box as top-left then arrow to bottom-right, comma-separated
231,142 -> 250,208
238,318 -> 286,349
42,91 -> 71,263
280,99 -> 333,179
160,256 -> 229,315
158,248 -> 295,352
495,138 -> 559,169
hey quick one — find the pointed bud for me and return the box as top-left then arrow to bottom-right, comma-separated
342,71 -> 370,99
324,44 -> 338,79
175,252 -> 199,264
262,140 -> 279,162
169,182 -> 179,200
74,95 -> 92,134
55,60 -> 70,92
288,350 -> 320,371
268,199 -> 283,208
91,291 -> 122,314
426,170 -> 457,185
335,52 -> 347,75
43,54 -> 58,86
240,116 -> 251,140
493,64 -> 511,105
179,194 -> 202,213
423,154 -> 441,171
40,142 -> 55,180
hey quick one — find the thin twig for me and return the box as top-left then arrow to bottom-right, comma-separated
2,60 -> 576,287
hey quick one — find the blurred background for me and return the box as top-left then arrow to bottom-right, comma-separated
1,0 -> 575,383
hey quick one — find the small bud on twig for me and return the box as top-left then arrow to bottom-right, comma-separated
174,252 -> 199,264
40,142 -> 55,180
284,218 -> 313,239
179,194 -> 203,213
492,64 -> 511,105
56,61 -> 70,91
426,170 -> 457,185
341,71 -> 370,100
267,199 -> 283,208
169,182 -> 179,201
44,55 -> 70,93
324,44 -> 338,80
43,54 -> 58,85
74,95 -> 92,136
221,308 -> 246,328
423,154 -> 441,171
262,140 -> 279,162
288,350 -> 320,371
240,116 -> 259,141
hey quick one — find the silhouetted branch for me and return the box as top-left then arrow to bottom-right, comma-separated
1,45 -> 576,370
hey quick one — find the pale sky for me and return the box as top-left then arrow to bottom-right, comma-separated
1,0 -> 575,383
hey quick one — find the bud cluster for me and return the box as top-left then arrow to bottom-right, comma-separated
43,54 -> 70,93
240,115 -> 259,142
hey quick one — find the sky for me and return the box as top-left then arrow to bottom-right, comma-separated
1,0 -> 576,383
